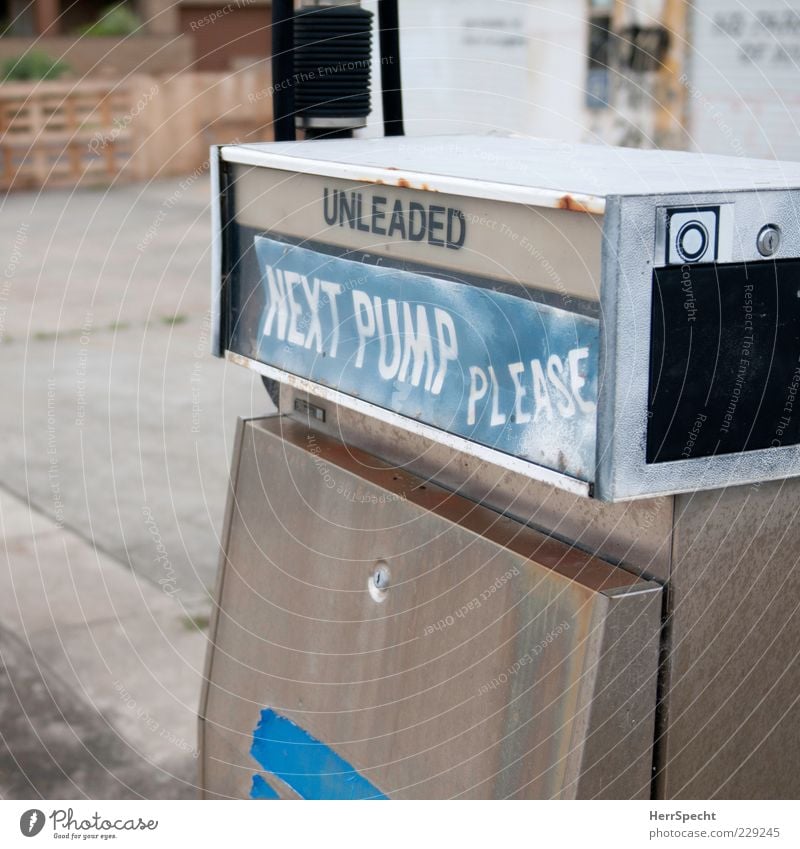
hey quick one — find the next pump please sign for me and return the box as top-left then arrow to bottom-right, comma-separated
253,236 -> 598,480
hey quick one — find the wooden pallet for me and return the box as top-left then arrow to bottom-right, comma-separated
0,69 -> 273,191
0,80 -> 137,190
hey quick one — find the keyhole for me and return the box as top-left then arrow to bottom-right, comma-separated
369,562 -> 390,603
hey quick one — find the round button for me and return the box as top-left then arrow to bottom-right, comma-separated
676,220 -> 709,262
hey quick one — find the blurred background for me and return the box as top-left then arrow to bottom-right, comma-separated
1,0 -> 798,799
3,0 -> 800,191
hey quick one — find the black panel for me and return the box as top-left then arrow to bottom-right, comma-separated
648,259 -> 800,463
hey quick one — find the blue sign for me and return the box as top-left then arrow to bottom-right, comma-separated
253,236 -> 598,480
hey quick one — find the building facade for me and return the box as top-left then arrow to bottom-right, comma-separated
0,0 -> 272,73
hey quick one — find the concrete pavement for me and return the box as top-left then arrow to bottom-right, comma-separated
0,178 -> 271,797
0,489 -> 201,798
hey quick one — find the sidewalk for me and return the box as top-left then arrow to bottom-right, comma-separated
0,487 -> 205,798
0,178 -> 269,797
0,179 -> 266,609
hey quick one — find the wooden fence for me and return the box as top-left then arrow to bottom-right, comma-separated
0,68 -> 273,190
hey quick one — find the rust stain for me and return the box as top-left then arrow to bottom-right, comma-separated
557,194 -> 595,214
358,174 -> 438,192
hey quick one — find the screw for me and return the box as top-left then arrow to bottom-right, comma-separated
757,225 -> 781,257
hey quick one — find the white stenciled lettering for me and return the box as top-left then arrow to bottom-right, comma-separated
352,290 -> 376,368
547,353 -> 575,416
374,296 -> 402,380
262,266 -> 289,340
531,359 -> 553,422
468,366 -> 488,426
256,254 -> 595,434
488,366 -> 506,426
262,267 -> 342,358
352,294 -> 445,390
508,361 -> 531,424
464,348 -> 595,429
568,347 -> 596,413
398,302 -> 436,390
285,270 -> 305,346
301,276 -> 322,352
431,308 -> 458,395
320,280 -> 341,357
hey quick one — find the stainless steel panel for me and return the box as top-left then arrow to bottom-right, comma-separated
201,417 -> 662,799
230,165 -> 604,304
598,189 -> 800,501
198,413 -> 248,791
657,478 -> 800,799
282,387 -> 674,582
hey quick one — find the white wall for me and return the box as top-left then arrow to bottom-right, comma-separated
688,0 -> 800,160
361,0 -> 588,141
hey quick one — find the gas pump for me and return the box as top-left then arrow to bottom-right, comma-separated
198,3 -> 800,801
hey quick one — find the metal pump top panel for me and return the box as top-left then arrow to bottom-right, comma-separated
212,135 -> 800,500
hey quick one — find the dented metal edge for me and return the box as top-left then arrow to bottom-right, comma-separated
210,145 -> 224,358
225,351 -> 592,497
595,195 -> 623,502
255,415 -> 656,596
198,414 -> 248,796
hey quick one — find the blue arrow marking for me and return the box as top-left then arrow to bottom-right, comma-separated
250,709 -> 388,800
